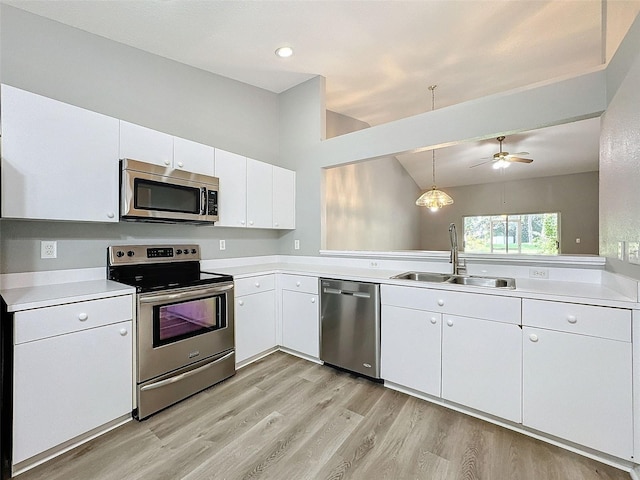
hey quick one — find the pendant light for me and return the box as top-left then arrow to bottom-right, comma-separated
415,85 -> 454,212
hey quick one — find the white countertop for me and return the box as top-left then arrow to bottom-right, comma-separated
206,262 -> 639,309
1,280 -> 135,312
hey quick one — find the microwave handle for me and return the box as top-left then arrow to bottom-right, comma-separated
200,187 -> 207,215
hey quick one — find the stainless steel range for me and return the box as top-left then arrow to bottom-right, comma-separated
107,244 -> 235,420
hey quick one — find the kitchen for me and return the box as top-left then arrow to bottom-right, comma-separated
1,1 -> 640,479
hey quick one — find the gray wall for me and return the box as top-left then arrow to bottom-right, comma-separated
419,172 -> 599,254
600,13 -> 640,277
0,5 -> 283,273
324,110 -> 421,251
325,158 -> 421,251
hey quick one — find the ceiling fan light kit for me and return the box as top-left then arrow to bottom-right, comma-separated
415,85 -> 454,211
471,135 -> 534,169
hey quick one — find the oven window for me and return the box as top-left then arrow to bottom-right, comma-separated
153,295 -> 226,347
134,178 -> 200,214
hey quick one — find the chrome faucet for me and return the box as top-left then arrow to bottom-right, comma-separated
449,223 -> 467,275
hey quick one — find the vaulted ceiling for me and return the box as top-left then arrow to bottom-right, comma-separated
4,0 -> 639,187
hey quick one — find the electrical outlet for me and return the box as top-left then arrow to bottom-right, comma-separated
219,240 -> 226,251
529,268 -> 548,279
294,239 -> 300,250
41,241 -> 57,259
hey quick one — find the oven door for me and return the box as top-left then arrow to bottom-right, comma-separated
121,168 -> 218,223
137,282 -> 234,383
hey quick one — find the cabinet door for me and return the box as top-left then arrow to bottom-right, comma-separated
246,158 -> 273,228
442,315 -> 521,423
1,85 -> 119,222
214,149 -> 247,227
523,327 -> 632,459
282,290 -> 319,358
272,166 -> 295,229
235,291 -> 276,364
119,120 -> 173,167
381,305 -> 441,397
173,136 -> 215,176
13,321 -> 132,464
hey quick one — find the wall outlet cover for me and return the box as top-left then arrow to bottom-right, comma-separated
41,240 -> 57,259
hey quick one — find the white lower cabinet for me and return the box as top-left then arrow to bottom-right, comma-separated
522,299 -> 633,459
381,305 -> 441,397
441,315 -> 522,423
280,275 -> 319,358
234,276 -> 276,364
13,313 -> 133,466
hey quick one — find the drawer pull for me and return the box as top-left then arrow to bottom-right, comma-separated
529,334 -> 539,342
238,300 -> 244,306
119,328 -> 128,336
311,297 -> 316,303
78,313 -> 88,321
255,282 -> 260,288
567,315 -> 577,324
296,281 -> 301,287
437,299 -> 445,307
446,319 -> 454,327
430,317 -> 437,324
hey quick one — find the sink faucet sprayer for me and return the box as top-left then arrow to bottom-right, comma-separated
449,223 -> 467,275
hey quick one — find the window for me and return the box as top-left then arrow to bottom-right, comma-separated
463,213 -> 559,255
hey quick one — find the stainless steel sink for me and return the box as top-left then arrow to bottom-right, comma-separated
391,271 -> 516,289
446,275 -> 516,289
390,271 -> 451,283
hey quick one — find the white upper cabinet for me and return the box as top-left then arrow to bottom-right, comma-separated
173,137 -> 215,177
1,84 -> 120,222
119,120 -> 173,167
215,149 -> 296,230
214,149 -> 247,227
119,121 -> 215,177
246,158 -> 273,228
273,166 -> 295,229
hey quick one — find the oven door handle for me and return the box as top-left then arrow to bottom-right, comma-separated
138,283 -> 234,304
140,351 -> 234,392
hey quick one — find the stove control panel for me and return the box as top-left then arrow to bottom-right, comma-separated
108,244 -> 200,265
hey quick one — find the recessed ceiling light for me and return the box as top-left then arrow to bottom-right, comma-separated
275,46 -> 293,58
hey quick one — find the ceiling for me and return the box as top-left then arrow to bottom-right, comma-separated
3,0 -> 639,188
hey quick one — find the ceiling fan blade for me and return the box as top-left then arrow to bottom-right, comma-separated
507,156 -> 533,164
507,151 -> 530,157
470,159 -> 495,168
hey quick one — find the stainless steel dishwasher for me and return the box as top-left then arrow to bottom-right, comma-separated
320,278 -> 381,379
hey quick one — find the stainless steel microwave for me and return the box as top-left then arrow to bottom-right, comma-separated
120,158 -> 219,224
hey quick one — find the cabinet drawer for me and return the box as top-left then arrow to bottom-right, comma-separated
381,285 -> 521,324
15,295 -> 133,344
234,275 -> 275,297
522,299 -> 631,342
279,274 -> 318,294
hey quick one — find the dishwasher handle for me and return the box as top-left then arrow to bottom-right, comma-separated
323,287 -> 371,299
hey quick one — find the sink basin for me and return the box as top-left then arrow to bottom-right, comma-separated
390,271 -> 451,283
446,275 -> 516,289
391,271 -> 516,289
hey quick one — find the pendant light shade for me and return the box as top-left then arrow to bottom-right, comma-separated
415,186 -> 454,211
415,85 -> 453,211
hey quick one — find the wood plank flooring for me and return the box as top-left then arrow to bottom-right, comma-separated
14,352 -> 630,480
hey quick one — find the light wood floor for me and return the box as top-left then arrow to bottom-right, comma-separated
15,351 -> 629,480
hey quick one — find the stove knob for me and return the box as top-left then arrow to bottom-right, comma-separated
116,251 -> 125,258
184,247 -> 190,253
176,249 -> 182,255
191,248 -> 197,254
127,250 -> 135,257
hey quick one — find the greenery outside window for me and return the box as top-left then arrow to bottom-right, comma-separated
463,213 -> 560,255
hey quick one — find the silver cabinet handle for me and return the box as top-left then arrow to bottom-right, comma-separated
140,351 -> 234,391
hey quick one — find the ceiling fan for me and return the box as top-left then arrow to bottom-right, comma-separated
470,136 -> 533,169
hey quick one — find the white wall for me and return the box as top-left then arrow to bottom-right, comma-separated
600,13 -> 640,277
